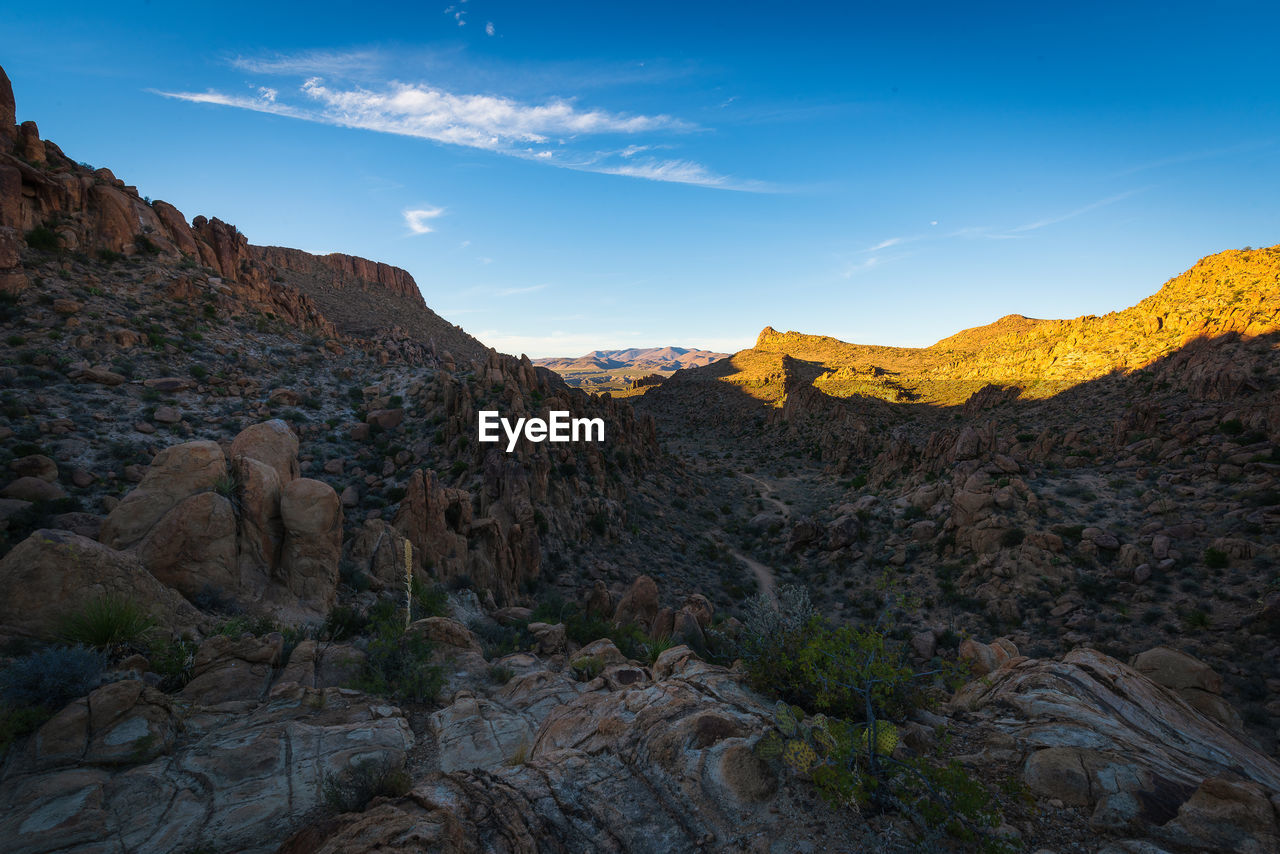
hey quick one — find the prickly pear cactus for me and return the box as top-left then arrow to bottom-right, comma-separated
782,738 -> 818,774
774,701 -> 804,737
755,730 -> 784,760
858,721 -> 900,756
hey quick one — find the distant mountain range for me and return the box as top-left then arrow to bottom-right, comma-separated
533,346 -> 729,373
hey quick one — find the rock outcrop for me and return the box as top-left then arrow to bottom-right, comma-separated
0,642 -> 413,854
953,647 -> 1280,851
93,421 -> 342,618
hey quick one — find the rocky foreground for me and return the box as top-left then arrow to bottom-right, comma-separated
4,572 -> 1280,853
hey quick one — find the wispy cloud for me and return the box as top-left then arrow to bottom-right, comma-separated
403,206 -> 444,234
230,49 -> 380,77
497,284 -> 547,296
154,56 -> 765,190
485,21 -> 495,36
1006,189 -> 1141,234
1112,140 -> 1274,177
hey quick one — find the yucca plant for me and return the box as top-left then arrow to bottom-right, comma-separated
59,594 -> 158,651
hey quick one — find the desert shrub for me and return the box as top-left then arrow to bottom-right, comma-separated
1204,548 -> 1229,569
570,655 -> 604,681
324,605 -> 369,641
0,644 -> 109,752
24,225 -> 59,252
409,578 -> 449,621
643,634 -> 677,665
999,528 -> 1025,548
468,618 -> 535,659
745,586 -> 1007,850
1219,419 -> 1244,436
0,645 -> 106,709
59,595 -> 158,650
147,636 -> 199,692
353,605 -> 443,703
214,614 -> 280,638
487,665 -> 515,684
322,755 -> 411,813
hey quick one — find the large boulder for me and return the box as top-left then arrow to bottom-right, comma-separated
1130,646 -> 1241,730
99,440 -> 226,550
134,491 -> 238,600
0,530 -> 201,639
612,574 -> 660,629
279,478 -> 342,615
229,419 -> 299,484
232,455 -> 284,586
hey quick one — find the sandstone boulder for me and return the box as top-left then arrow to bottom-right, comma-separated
0,530 -> 201,639
612,574 -> 660,629
1,476 -> 65,502
279,477 -> 342,615
99,440 -> 226,550
9,454 -> 58,482
1130,646 -> 1242,731
134,491 -> 238,600
229,419 -> 299,484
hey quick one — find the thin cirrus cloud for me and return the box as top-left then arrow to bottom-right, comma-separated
403,207 -> 445,234
843,189 -> 1142,278
496,284 -> 547,296
154,67 -> 763,190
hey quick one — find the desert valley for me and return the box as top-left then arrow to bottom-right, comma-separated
1,40 -> 1280,854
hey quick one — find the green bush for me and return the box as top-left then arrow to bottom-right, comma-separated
740,584 -> 1008,848
0,645 -> 107,753
59,595 -> 158,650
1204,548 -> 1229,569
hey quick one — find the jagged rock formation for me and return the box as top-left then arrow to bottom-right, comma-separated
0,65 -> 485,363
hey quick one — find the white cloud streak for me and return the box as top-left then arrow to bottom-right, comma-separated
403,207 -> 445,234
154,69 -> 766,191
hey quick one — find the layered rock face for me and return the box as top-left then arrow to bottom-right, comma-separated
0,635 -> 412,854
953,647 -> 1280,853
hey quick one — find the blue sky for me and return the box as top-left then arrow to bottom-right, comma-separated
5,1 -> 1278,357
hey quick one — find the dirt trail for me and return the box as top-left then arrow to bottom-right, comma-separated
743,473 -> 790,521
727,546 -> 776,603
